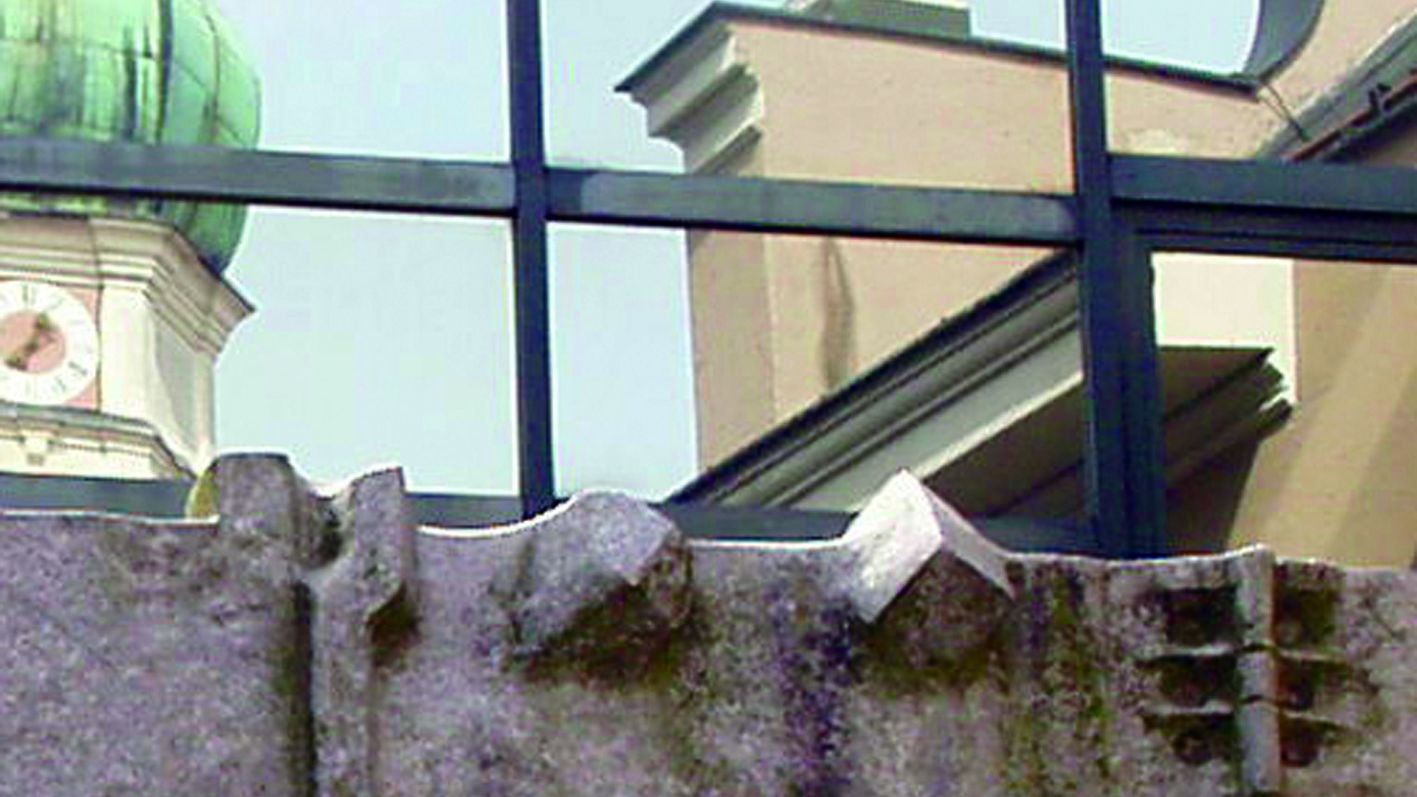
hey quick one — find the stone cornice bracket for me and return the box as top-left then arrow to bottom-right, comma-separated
832,471 -> 1015,668
491,493 -> 692,679
205,454 -> 418,797
305,468 -> 418,797
88,218 -> 253,357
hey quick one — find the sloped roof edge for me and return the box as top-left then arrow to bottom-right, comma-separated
1260,8 -> 1417,160
672,252 -> 1075,503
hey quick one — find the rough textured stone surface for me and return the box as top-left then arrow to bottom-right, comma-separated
3,458 -> 1417,796
306,466 -> 417,797
835,472 -> 1015,668
0,454 -> 315,796
489,492 -> 691,674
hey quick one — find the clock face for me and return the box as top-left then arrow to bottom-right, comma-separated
0,280 -> 100,406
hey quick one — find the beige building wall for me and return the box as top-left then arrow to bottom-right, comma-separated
685,226 -> 774,462
635,13 -> 1287,464
736,23 -> 1278,190
1205,261 -> 1417,566
630,0 -> 1417,566
1170,126 -> 1417,567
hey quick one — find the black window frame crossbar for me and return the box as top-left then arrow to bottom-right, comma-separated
3,0 -> 1417,555
0,138 -> 1079,243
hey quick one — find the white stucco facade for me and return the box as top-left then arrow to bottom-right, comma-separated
0,215 -> 250,479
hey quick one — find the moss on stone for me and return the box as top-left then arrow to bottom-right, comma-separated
368,586 -> 419,671
184,466 -> 219,518
999,567 -> 1119,796
653,608 -> 749,793
857,615 -> 998,696
268,587 -> 316,792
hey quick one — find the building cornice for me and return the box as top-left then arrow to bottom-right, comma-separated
673,254 -> 1076,504
620,23 -> 764,174
0,401 -> 190,477
88,218 -> 253,356
675,255 -> 1293,513
0,214 -> 252,356
1259,8 -> 1417,161
617,3 -> 1264,99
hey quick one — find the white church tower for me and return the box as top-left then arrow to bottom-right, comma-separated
0,0 -> 259,479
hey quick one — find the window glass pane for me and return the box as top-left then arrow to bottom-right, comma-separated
1107,0 -> 1417,164
217,1 -> 507,158
549,224 -> 696,497
1155,252 -> 1417,569
549,0 -> 1074,191
218,210 -> 514,491
0,200 -> 515,494
0,1 -> 508,159
549,220 -> 1089,551
544,0 -> 746,171
546,0 -> 1256,179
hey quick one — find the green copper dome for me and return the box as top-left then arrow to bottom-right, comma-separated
0,0 -> 261,273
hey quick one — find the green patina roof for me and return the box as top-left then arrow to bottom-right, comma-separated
0,0 -> 261,273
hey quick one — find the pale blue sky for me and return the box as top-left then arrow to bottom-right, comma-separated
211,0 -> 1258,495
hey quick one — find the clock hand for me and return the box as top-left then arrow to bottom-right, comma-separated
3,314 -> 59,372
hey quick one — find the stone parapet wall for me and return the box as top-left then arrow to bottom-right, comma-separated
2,455 -> 1413,795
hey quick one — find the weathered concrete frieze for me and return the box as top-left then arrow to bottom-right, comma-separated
1,455 -> 1413,795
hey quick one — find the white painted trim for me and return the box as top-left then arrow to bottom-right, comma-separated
0,403 -> 188,478
625,24 -> 765,174
792,323 -> 1080,511
705,261 -> 1297,514
717,274 -> 1078,508
89,219 -> 252,357
0,215 -> 251,477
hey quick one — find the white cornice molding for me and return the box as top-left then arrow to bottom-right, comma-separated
0,216 -> 251,356
0,214 -> 244,479
701,270 -> 1294,513
0,403 -> 190,478
88,219 -> 253,357
723,275 -> 1080,508
0,216 -> 101,285
624,23 -> 765,174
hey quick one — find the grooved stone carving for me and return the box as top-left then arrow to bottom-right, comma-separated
2,458 -> 1415,796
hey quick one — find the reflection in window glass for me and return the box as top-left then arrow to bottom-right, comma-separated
551,0 -> 1253,171
218,211 -> 516,492
1159,255 -> 1417,569
549,225 -> 697,498
660,225 -> 1082,539
216,0 -> 506,158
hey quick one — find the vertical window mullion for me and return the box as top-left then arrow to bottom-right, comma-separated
507,0 -> 556,517
1065,0 -> 1168,557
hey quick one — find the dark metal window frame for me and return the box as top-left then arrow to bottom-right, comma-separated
1,0 -> 1413,556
